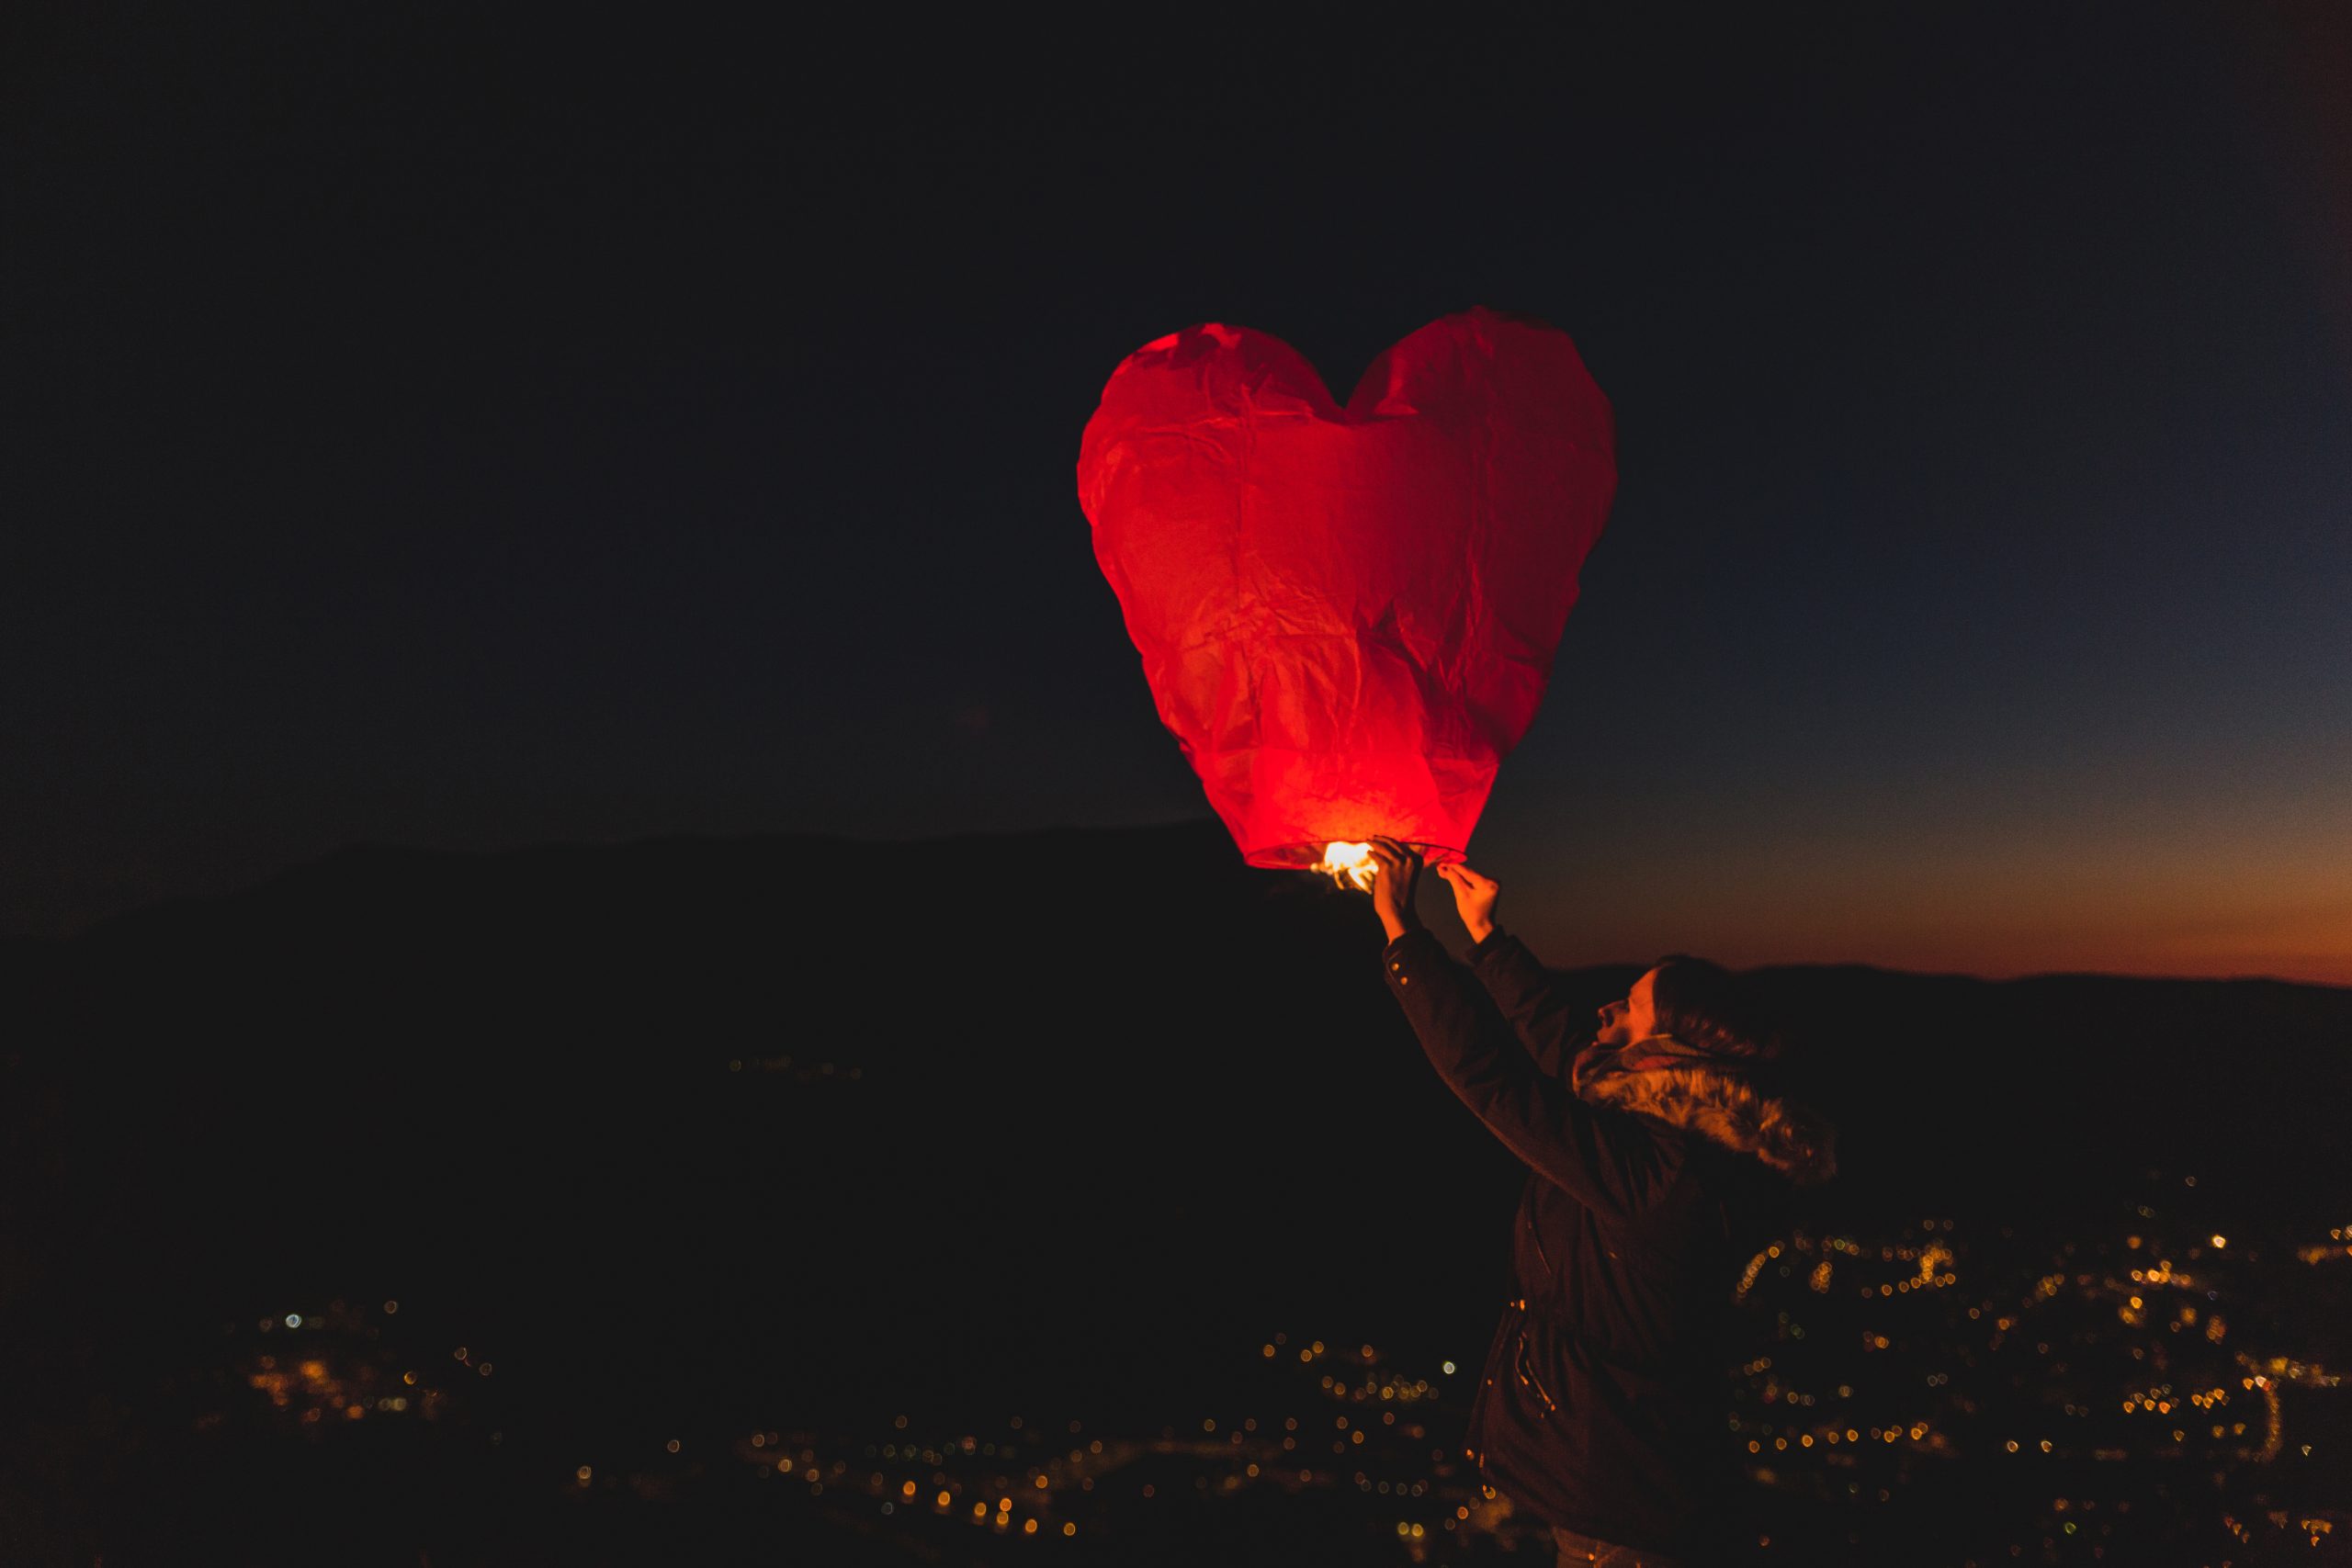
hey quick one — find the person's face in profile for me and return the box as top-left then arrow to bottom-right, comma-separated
1595,966 -> 1661,1047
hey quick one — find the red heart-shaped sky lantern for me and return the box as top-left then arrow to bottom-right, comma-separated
1078,307 -> 1617,873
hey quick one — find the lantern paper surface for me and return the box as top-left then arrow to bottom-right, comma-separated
1077,307 -> 1616,869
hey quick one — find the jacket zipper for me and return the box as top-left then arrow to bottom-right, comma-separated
1516,1193 -> 1561,1418
1511,1315 -> 1560,1418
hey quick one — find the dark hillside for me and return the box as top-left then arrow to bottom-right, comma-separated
5,823 -> 2347,1562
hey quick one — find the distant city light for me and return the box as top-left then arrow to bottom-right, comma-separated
201,1188 -> 2341,1560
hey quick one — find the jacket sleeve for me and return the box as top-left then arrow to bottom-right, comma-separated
1467,930 -> 1592,1079
1382,928 -> 1669,1222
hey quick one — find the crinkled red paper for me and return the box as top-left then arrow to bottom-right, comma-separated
1077,307 -> 1615,868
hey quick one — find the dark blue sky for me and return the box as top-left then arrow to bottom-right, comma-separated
6,5 -> 2347,977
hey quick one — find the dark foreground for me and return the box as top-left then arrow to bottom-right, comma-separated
4,822 -> 2346,1564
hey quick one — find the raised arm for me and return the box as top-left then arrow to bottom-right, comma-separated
1366,841 -> 1668,1219
1467,931 -> 1593,1078
1435,861 -> 1590,1078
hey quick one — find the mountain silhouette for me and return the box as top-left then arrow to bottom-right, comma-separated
5,820 -> 2346,1561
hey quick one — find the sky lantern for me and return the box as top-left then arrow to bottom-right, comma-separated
1077,307 -> 1616,884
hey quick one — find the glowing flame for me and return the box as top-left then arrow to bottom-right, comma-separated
1319,841 -> 1378,892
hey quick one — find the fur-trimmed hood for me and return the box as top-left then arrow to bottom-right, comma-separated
1580,1061 -> 1838,1187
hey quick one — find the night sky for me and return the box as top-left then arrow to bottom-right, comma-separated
6,5 -> 2348,981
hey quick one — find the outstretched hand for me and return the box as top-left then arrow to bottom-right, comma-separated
1365,837 -> 1423,942
1433,861 -> 1501,945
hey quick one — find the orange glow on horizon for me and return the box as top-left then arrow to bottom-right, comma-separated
1490,829 -> 2352,986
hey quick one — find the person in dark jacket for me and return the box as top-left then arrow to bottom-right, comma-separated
1362,839 -> 1836,1568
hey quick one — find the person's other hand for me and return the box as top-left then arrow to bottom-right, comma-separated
1433,862 -> 1501,944
1366,837 -> 1423,942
